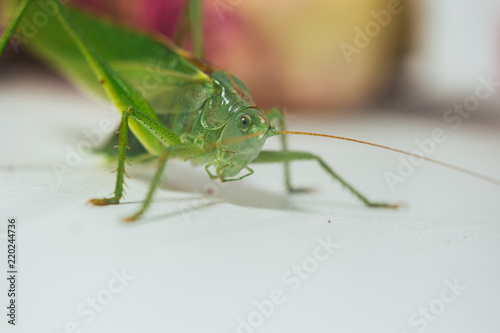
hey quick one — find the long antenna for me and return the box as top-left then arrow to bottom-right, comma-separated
280,130 -> 500,187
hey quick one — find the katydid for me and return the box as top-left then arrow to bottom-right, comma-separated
0,0 -> 498,221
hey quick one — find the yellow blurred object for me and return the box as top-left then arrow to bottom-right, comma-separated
0,0 -> 410,111
207,0 -> 409,111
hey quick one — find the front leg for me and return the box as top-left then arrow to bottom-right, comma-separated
88,104 -> 185,207
88,108 -> 132,206
252,150 -> 398,209
124,142 -> 204,221
124,150 -> 168,222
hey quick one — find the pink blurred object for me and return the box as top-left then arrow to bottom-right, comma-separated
71,0 -> 407,111
75,0 -> 184,38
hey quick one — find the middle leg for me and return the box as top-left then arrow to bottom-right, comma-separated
252,150 -> 398,208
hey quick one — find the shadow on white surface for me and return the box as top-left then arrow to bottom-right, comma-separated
1,63 -> 500,333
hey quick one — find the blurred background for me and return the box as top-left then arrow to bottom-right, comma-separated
9,0 -> 500,115
2,0 -> 500,115
3,3 -> 500,333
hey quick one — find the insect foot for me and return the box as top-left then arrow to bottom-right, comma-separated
122,215 -> 139,223
366,202 -> 400,209
288,187 -> 315,194
87,197 -> 120,206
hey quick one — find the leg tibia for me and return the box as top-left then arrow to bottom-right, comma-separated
124,151 -> 168,222
253,150 -> 398,209
88,108 -> 131,206
266,108 -> 303,192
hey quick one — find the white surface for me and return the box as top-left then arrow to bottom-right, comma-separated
1,66 -> 500,333
407,0 -> 500,101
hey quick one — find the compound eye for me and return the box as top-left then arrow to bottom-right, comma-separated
238,114 -> 252,132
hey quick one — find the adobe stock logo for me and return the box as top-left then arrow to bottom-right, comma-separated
54,268 -> 135,333
340,0 -> 406,63
52,117 -> 119,183
385,75 -> 499,192
399,278 -> 467,333
227,236 -> 339,333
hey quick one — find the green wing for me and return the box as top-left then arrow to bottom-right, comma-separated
2,1 -> 214,152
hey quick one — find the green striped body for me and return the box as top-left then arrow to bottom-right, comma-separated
4,1 -> 256,156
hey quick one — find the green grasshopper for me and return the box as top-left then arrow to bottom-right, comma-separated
1,0 -> 497,221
